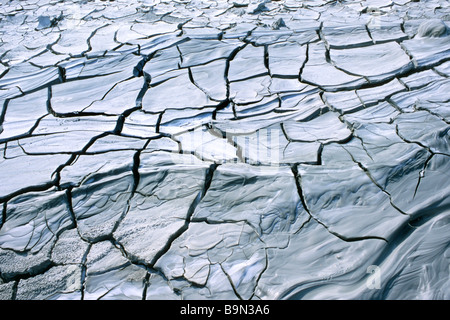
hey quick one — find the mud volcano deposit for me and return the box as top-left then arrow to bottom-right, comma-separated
0,0 -> 449,300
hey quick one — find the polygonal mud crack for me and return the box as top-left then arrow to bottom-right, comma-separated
0,0 -> 449,300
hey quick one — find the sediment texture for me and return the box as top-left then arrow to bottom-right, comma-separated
0,0 -> 449,300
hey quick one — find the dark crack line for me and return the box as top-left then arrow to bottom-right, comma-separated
316,21 -> 324,43
136,77 -> 150,107
27,51 -> 72,70
400,20 -> 407,36
145,264 -> 190,298
79,243 -> 92,301
218,262 -> 243,300
130,148 -> 144,196
231,95 -> 266,107
202,163 -> 219,197
357,79 -> 407,110
353,135 -> 375,162
433,65 -> 450,79
26,213 -> 49,253
214,2 -> 248,18
1,79 -> 61,113
89,244 -> 131,277
147,190 -> 201,268
336,116 -> 377,161
326,54 -> 450,93
298,43 -> 309,82
0,99 -> 9,127
221,131 -> 248,164
231,102 -> 238,119
413,104 -> 450,125
84,24 -> 111,57
176,45 -> 183,66
80,75 -> 139,114
187,66 -> 220,102
190,217 -> 263,242
395,123 -> 449,157
146,72 -> 183,88
95,282 -> 120,300
365,24 -> 375,44
142,272 -> 151,300
211,98 -> 230,121
328,54 -> 371,84
0,64 -> 9,80
2,5 -> 450,300
8,281 -> 18,300
225,43 -> 248,100
110,75 -> 150,134
1,255 -> 56,283
46,85 -> 121,118
399,42 -> 418,69
340,143 -> 409,216
57,65 -> 66,83
52,131 -> 111,189
249,247 -> 269,300
290,164 -> 388,243
155,111 -> 164,133
40,33 -> 62,56
279,122 -> 292,143
147,163 -> 219,268
397,76 -> 409,90
413,153 -> 434,200
229,71 -> 270,84
393,124 -> 447,199
64,187 -> 78,230
233,102 -> 280,121
385,97 -> 404,114
91,139 -> 152,245
293,215 -> 313,236
263,44 -> 270,74
364,202 -> 450,299
0,201 -> 6,230
112,106 -> 142,135
0,182 -> 55,206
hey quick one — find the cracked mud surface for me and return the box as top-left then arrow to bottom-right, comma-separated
0,0 -> 449,300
